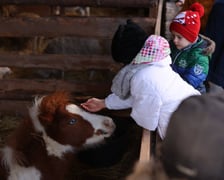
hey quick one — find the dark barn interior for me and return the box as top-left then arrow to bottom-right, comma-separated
0,0 -> 165,179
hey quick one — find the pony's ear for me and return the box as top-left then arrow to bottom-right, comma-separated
39,98 -> 58,124
38,91 -> 70,124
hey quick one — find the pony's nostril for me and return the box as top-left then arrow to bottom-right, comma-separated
103,119 -> 110,127
95,129 -> 108,135
103,119 -> 116,130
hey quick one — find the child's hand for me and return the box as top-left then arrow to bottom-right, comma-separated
81,98 -> 106,112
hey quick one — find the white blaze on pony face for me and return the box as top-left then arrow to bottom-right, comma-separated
66,104 -> 116,146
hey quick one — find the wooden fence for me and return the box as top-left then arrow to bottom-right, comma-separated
0,0 -> 165,161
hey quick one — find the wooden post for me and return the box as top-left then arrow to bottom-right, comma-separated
139,0 -> 164,161
139,129 -> 151,161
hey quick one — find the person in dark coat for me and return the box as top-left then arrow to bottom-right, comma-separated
204,0 -> 224,88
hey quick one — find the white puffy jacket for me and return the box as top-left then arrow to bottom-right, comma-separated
105,56 -> 200,139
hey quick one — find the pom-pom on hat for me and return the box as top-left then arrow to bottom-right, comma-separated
162,94 -> 224,180
170,2 -> 204,42
132,35 -> 171,64
111,19 -> 148,64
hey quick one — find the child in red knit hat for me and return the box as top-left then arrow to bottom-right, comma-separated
169,2 -> 215,93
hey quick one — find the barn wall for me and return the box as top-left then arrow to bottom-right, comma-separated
0,1 -> 165,178
0,1 -> 161,116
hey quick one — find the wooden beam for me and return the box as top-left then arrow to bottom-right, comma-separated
0,17 -> 155,37
0,99 -> 132,118
148,0 -> 158,18
0,100 -> 31,116
154,0 -> 164,35
0,54 -> 121,71
139,0 -> 164,162
0,79 -> 111,97
139,129 -> 151,161
0,0 -> 157,8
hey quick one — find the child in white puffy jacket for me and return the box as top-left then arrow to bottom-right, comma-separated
81,20 -> 200,139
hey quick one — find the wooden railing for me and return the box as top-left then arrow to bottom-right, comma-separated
139,0 -> 165,162
0,0 -> 164,161
0,0 -> 157,8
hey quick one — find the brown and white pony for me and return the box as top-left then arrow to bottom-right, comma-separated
0,91 -> 115,180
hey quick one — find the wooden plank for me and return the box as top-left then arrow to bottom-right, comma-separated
1,5 -> 52,17
0,100 -> 31,116
148,0 -> 158,18
139,129 -> 151,161
0,17 -> 156,37
154,0 -> 164,35
0,99 -> 132,118
0,0 -> 157,8
139,0 -> 164,161
0,54 -> 121,71
0,92 -> 131,117
0,79 -> 111,97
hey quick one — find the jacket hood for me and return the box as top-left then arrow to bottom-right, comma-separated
199,34 -> 216,55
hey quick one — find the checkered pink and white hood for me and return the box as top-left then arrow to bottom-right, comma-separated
132,35 -> 171,64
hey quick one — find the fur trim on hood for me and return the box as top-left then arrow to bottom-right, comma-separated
199,34 -> 216,55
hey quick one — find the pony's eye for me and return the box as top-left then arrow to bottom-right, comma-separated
69,118 -> 77,125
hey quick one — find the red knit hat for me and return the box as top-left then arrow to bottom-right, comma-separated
170,2 -> 204,42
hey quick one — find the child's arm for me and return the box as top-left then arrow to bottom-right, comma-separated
105,93 -> 132,110
182,55 -> 209,88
